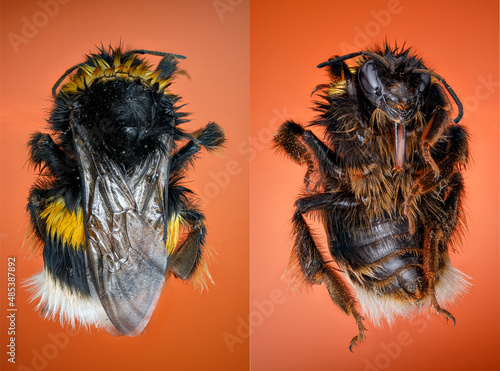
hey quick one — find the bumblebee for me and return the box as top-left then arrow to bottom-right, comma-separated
274,44 -> 469,350
26,46 -> 225,336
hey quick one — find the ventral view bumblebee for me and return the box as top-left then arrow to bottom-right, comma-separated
274,44 -> 469,350
26,46 -> 225,336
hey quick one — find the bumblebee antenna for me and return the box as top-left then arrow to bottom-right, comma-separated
130,50 -> 186,79
411,68 -> 463,123
52,64 -> 85,97
317,51 -> 390,69
129,49 -> 186,60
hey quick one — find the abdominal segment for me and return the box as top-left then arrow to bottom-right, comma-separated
326,213 -> 466,326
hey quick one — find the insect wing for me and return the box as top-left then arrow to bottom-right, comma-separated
73,130 -> 172,336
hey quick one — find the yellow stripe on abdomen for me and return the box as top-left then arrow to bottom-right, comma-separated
40,197 -> 85,250
41,197 -> 185,255
166,215 -> 184,255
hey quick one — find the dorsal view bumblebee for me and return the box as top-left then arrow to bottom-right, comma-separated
274,44 -> 469,350
26,46 -> 225,336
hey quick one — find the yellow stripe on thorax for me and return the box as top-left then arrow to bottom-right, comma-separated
328,80 -> 347,96
61,52 -> 172,96
327,67 -> 357,96
40,197 -> 85,250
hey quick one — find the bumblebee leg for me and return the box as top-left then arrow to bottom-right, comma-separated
405,124 -> 468,233
274,121 -> 344,190
423,227 -> 456,325
27,132 -> 81,214
274,121 -> 308,162
419,109 -> 449,179
301,130 -> 345,179
411,124 -> 467,194
168,205 -> 212,289
170,122 -> 225,174
291,193 -> 366,351
27,189 -> 49,242
274,120 -> 342,170
440,172 -> 465,239
28,132 -> 77,178
167,174 -> 212,288
422,171 -> 465,324
166,123 -> 223,288
166,121 -> 222,288
431,295 -> 455,325
274,121 -> 316,186
423,227 -> 441,290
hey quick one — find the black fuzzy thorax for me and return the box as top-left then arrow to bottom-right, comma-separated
47,48 -> 189,171
69,79 -> 177,168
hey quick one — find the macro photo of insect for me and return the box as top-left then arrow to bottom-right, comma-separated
274,44 -> 469,351
26,46 -> 225,336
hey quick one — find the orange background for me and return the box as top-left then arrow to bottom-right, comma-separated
1,0 -> 499,370
1,0 -> 249,370
250,0 -> 499,371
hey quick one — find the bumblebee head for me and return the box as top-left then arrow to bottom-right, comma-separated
317,44 -> 463,170
357,56 -> 430,125
317,45 -> 462,124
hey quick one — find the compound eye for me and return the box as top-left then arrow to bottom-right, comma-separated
419,73 -> 431,93
359,60 -> 381,95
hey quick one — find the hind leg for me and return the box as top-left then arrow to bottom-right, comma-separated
167,123 -> 224,289
423,227 -> 456,324
291,193 -> 366,351
168,202 -> 213,290
423,172 -> 465,324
